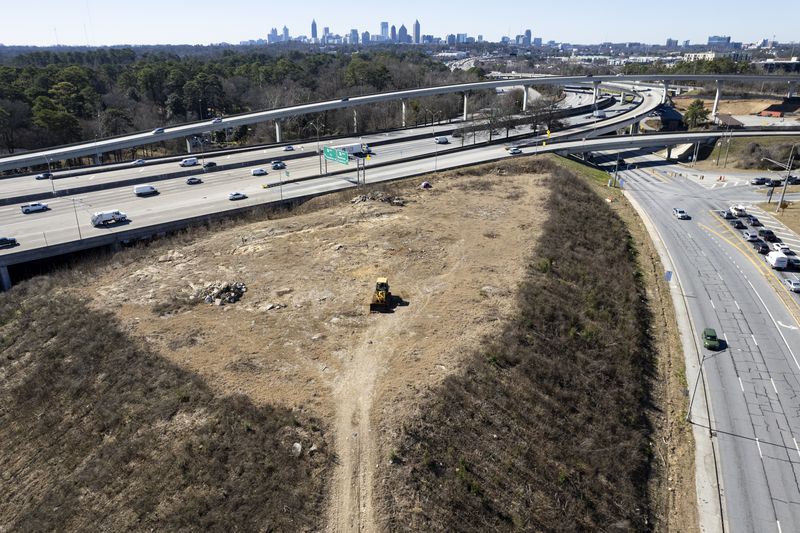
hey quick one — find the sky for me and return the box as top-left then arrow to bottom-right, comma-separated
1,0 -> 798,47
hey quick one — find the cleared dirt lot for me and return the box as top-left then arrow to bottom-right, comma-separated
80,168 -> 549,531
672,96 -> 781,115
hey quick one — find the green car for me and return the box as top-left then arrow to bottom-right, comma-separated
702,328 -> 720,350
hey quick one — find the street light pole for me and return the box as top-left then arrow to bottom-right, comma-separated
72,198 -> 83,240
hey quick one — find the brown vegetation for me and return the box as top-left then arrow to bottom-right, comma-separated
0,279 -> 332,532
377,162 -> 656,531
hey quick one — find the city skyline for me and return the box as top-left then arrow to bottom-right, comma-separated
1,0 -> 798,47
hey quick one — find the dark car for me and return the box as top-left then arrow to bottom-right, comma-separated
0,236 -> 18,248
788,175 -> 800,185
788,256 -> 800,270
719,210 -> 736,220
758,228 -> 777,242
702,328 -> 720,350
746,215 -> 762,226
203,161 -> 217,169
750,177 -> 768,185
730,219 -> 746,229
753,241 -> 770,254
768,179 -> 783,187
35,171 -> 53,180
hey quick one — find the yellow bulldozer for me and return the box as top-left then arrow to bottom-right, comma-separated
369,277 -> 393,313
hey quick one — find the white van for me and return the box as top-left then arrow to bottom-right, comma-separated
179,157 -> 198,167
766,251 -> 788,270
434,136 -> 449,145
133,184 -> 158,196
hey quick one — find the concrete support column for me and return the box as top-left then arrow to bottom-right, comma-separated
788,81 -> 796,99
592,81 -> 601,104
522,87 -> 528,112
463,92 -> 468,121
93,153 -> 102,165
711,81 -> 722,119
661,82 -> 670,104
401,100 -> 406,128
0,265 -> 10,292
353,109 -> 358,133
185,138 -> 193,153
666,146 -> 673,160
275,121 -> 282,143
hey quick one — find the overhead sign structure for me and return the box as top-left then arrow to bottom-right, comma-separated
323,146 -> 349,165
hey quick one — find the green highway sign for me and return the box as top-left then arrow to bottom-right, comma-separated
323,146 -> 349,165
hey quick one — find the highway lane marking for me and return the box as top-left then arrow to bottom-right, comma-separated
794,438 -> 800,460
752,334 -> 759,347
778,520 -> 783,533
735,300 -> 741,310
739,377 -> 745,392
710,299 -> 716,310
746,279 -> 800,373
717,272 -> 724,281
757,437 -> 764,459
771,378 -> 778,394
778,321 -> 798,330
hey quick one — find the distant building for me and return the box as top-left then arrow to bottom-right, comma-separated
380,21 -> 389,39
524,29 -> 532,46
684,50 -> 750,62
398,24 -> 408,44
350,29 -> 359,44
477,35 -> 484,43
282,26 -> 289,42
413,20 -> 420,44
682,40 -> 690,47
708,35 -> 731,46
533,37 -> 542,46
666,38 -> 678,48
268,28 -> 279,44
446,34 -> 456,46
362,31 -> 370,45
311,20 -> 317,41
456,33 -> 468,44
391,25 -> 397,42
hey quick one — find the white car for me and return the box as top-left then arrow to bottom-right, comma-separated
228,192 -> 247,201
20,202 -> 49,214
672,208 -> 690,220
151,127 -> 165,134
251,168 -> 268,176
786,279 -> 800,293
130,159 -> 146,166
283,145 -> 295,151
773,242 -> 791,253
211,117 -> 223,124
743,231 -> 759,242
508,147 -> 522,155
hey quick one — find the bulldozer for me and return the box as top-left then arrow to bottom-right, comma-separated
369,277 -> 392,313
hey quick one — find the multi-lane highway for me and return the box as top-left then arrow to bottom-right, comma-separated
596,150 -> 800,533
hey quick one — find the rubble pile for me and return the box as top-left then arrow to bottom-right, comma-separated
351,191 -> 406,206
194,281 -> 247,305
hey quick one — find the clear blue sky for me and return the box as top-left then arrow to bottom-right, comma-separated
1,0 -> 798,47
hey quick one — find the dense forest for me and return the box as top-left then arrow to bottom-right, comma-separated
0,47 -> 486,155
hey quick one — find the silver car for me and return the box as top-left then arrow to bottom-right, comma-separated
785,279 -> 800,293
20,202 -> 49,214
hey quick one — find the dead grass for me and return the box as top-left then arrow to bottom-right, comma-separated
0,278 -> 333,532
378,159 -> 657,531
758,202 -> 800,236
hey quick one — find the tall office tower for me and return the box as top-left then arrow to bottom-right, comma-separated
282,26 -> 289,42
524,29 -> 532,46
380,21 -> 389,39
311,20 -> 317,41
350,29 -> 359,44
413,20 -> 420,44
390,25 -> 397,42
362,31 -> 370,45
398,24 -> 408,44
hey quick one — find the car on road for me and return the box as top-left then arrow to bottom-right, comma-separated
730,219 -> 746,229
672,208 -> 690,220
251,168 -> 267,176
750,177 -> 768,185
20,202 -> 49,214
718,210 -> 735,220
758,228 -> 777,242
742,231 -> 759,242
702,328 -> 721,350
151,127 -> 165,134
271,160 -> 286,170
788,256 -> 800,269
0,236 -> 18,248
508,147 -> 522,155
788,175 -> 800,185
283,145 -> 295,151
131,159 -> 146,166
753,241 -> 770,254
211,117 -> 223,124
228,192 -> 247,201
745,215 -> 761,226
772,242 -> 791,253
186,177 -> 203,185
768,178 -> 783,187
203,161 -> 217,169
35,171 -> 53,180
786,279 -> 800,293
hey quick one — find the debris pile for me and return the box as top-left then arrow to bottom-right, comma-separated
194,281 -> 247,305
351,191 -> 406,206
